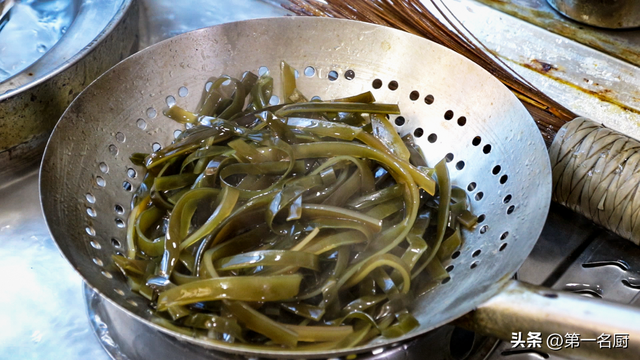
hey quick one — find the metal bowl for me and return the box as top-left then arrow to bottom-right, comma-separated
0,0 -> 139,186
547,0 -> 640,29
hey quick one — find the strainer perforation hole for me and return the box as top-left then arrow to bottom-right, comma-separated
467,182 -> 476,191
507,205 -> 515,215
483,144 -> 492,154
409,90 -> 420,101
444,110 -> 454,120
95,176 -> 106,187
344,70 -> 355,80
304,66 -> 315,77
472,136 -> 481,146
115,288 -> 125,296
310,96 -> 322,101
470,261 -> 479,269
441,277 -> 451,285
166,95 -> 176,107
445,153 -> 454,163
101,271 -> 113,279
111,238 -> 122,248
114,204 -> 125,214
474,192 -> 484,201
394,116 -> 405,126
123,181 -> 132,192
388,80 -> 398,91
294,69 -> 300,79
146,107 -> 157,119
455,161 -> 465,170
127,168 -> 137,179
92,257 -> 103,266
258,66 -> 269,76
86,193 -> 96,203
178,86 -> 188,97
499,243 -> 508,251
457,117 -> 467,126
427,133 -> 437,143
85,226 -> 96,236
108,144 -> 118,156
152,142 -> 162,152
372,79 -> 382,89
205,81 -> 213,91
445,264 -> 454,272
269,95 -> 280,105
451,251 -> 461,259
86,207 -> 97,217
500,174 -> 509,184
479,225 -> 488,234
127,299 -> 138,307
328,70 -> 338,81
136,118 -> 147,130
472,249 -> 482,257
115,218 -> 125,228
492,165 -> 501,175
477,214 -> 486,223
174,130 -> 182,139
413,128 -> 424,138
99,162 -> 109,173
115,132 -> 126,143
503,194 -> 512,204
424,94 -> 434,105
500,232 -> 509,240
90,240 -> 101,249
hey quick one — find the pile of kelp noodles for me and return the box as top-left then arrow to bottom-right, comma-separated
113,61 -> 476,350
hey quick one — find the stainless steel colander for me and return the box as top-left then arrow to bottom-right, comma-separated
39,17 -> 640,359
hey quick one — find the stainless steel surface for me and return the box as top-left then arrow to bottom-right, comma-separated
546,0 -> 640,29
482,208 -> 640,360
0,0 -> 138,186
461,280 -> 640,359
3,0 -> 640,359
85,282 -> 484,360
471,0 -> 640,66
0,172 -> 109,360
0,0 -> 16,30
425,0 -> 640,142
40,16 -> 551,358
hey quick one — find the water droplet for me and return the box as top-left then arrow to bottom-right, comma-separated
37,44 -> 48,53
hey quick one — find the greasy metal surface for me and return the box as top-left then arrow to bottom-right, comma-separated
40,16 -> 551,358
0,0 -> 138,185
546,0 -> 640,28
434,0 -> 640,143
471,0 -> 640,66
461,280 -> 640,359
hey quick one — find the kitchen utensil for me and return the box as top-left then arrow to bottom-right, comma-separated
40,17 -> 640,359
547,0 -> 640,29
0,0 -> 138,187
288,0 -> 640,251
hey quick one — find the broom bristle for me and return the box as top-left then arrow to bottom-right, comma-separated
285,0 -> 575,145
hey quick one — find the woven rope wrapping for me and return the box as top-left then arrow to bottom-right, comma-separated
549,117 -> 640,245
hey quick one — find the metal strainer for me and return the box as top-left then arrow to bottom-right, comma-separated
40,17 -> 640,359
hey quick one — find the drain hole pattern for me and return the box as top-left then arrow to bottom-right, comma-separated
80,65 -> 522,315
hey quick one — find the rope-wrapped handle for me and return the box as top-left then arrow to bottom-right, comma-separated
549,117 -> 640,245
